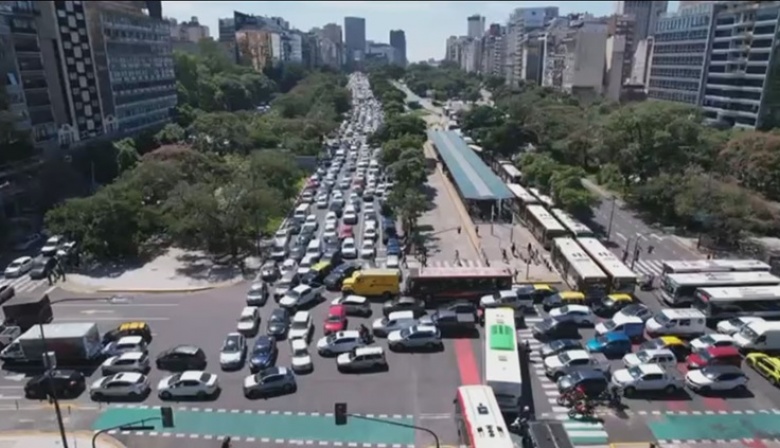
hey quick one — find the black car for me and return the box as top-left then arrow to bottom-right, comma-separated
0,285 -> 14,305
532,318 -> 579,340
557,369 -> 609,397
155,345 -> 207,371
28,256 -> 55,280
322,244 -> 343,265
249,336 -> 278,373
324,263 -> 361,291
382,297 -> 426,318
438,301 -> 478,318
266,308 -> 290,339
24,370 -> 85,399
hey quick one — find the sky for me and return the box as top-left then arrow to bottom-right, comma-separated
162,1 -> 680,62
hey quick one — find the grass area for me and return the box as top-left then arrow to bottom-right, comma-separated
264,215 -> 285,234
405,109 -> 429,118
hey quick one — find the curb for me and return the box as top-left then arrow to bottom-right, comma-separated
0,430 -> 126,448
97,285 -> 218,294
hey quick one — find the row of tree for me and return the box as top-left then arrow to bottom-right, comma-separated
462,81 -> 780,247
403,62 -> 482,103
43,48 -> 351,261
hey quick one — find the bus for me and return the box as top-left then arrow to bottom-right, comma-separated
550,208 -> 595,238
454,385 -> 518,448
693,285 -> 780,321
551,238 -> 609,298
660,271 -> 780,306
577,237 -> 638,294
661,259 -> 771,275
506,183 -> 540,219
525,205 -> 568,250
484,308 -> 522,415
500,164 -> 523,184
528,188 -> 555,209
405,267 -> 513,305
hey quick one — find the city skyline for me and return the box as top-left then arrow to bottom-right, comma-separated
162,1 -> 681,62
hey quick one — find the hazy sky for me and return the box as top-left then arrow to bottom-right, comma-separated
163,1 -> 681,62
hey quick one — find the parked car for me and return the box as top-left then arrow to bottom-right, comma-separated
219,333 -> 247,371
243,366 -> 297,398
155,345 -> 207,371
158,371 -> 220,400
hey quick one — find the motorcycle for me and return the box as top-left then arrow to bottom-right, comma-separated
567,400 -> 595,419
556,389 -> 585,407
640,274 -> 655,291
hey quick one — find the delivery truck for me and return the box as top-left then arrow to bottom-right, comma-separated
2,294 -> 53,331
0,322 -> 103,367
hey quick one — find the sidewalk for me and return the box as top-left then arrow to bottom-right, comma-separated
0,430 -> 125,448
477,222 -> 563,284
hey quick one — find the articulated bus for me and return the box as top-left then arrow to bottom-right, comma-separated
506,183 -> 540,219
500,164 -> 523,184
454,385 -> 519,448
661,271 -> 780,306
550,208 -> 595,238
525,205 -> 568,249
551,238 -> 609,298
661,259 -> 771,275
528,187 -> 555,209
405,267 -> 513,305
484,308 -> 522,415
577,237 -> 638,294
693,285 -> 780,321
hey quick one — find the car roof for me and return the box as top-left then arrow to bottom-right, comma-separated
328,304 -> 346,314
702,333 -> 733,341
604,332 -> 630,341
292,311 -> 310,321
179,371 -> 206,381
574,369 -> 607,380
559,304 -> 590,312
564,350 -> 590,359
344,294 -> 366,303
249,283 -> 265,290
334,330 -> 360,338
659,336 -> 686,345
411,325 -> 437,333
639,348 -> 675,356
117,351 -> 145,360
706,346 -> 740,356
355,346 -> 384,356
635,364 -> 665,375
172,345 -> 201,354
388,310 -> 415,320
291,339 -> 308,350
12,256 -> 31,263
117,336 -> 144,344
292,284 -> 310,293
112,372 -> 144,382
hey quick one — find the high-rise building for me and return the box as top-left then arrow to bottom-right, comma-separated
615,1 -> 668,43
344,16 -> 366,63
389,30 -> 406,66
314,24 -> 343,68
170,16 -> 210,42
467,15 -> 485,38
504,7 -> 559,86
646,3 -> 713,106
542,15 -> 607,98
606,14 -> 636,84
679,0 -> 713,9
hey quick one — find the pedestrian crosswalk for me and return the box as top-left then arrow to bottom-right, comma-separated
519,327 -> 610,446
631,259 -> 670,277
364,258 -> 509,269
0,275 -> 48,293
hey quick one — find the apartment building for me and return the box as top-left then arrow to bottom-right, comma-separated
541,15 -> 607,98
467,15 -> 485,39
503,7 -> 559,87
344,16 -> 365,63
703,1 -> 780,129
389,30 -> 406,66
647,3 -> 714,106
615,1 -> 668,43
170,16 -> 209,43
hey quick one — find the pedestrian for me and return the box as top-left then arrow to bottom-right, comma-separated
475,226 -> 480,237
457,226 -> 461,235
221,436 -> 232,448
501,248 -> 508,262
511,242 -> 517,256
514,268 -> 519,280
454,250 -> 460,261
46,271 -> 53,286
527,242 -> 532,254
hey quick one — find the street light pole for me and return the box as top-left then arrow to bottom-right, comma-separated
38,310 -> 69,448
92,418 -> 158,448
606,196 -> 617,241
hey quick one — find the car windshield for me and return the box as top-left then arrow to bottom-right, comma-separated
400,328 -> 412,338
695,349 -> 712,361
326,315 -> 342,323
726,317 -> 746,327
293,346 -> 308,356
550,340 -> 566,350
291,319 -> 307,329
8,260 -> 23,268
558,352 -> 571,363
655,313 -> 671,325
249,286 -> 263,295
699,335 -> 715,345
270,313 -> 285,323
287,289 -> 301,298
558,305 -> 570,314
627,366 -> 643,379
603,320 -> 617,330
239,314 -> 255,323
253,341 -> 271,354
278,279 -> 292,288
637,351 -> 653,363
168,374 -> 182,384
596,335 -> 609,344
222,337 -> 241,352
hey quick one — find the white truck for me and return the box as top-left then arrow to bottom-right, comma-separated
542,349 -> 610,380
0,322 -> 103,367
733,320 -> 780,352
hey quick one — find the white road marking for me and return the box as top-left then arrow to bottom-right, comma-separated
57,317 -> 171,321
615,232 -> 626,241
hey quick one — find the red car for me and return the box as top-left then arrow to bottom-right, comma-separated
686,346 -> 742,370
323,305 -> 348,335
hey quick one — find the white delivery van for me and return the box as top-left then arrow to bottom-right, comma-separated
645,309 -> 706,338
733,320 -> 780,352
293,203 -> 310,223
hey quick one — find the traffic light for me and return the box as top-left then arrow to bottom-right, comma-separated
161,406 -> 174,428
334,402 -> 348,425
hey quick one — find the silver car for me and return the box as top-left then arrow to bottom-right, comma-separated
243,366 -> 297,399
387,325 -> 442,351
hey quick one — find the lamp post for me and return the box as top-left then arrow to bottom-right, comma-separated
606,196 -> 617,241
91,418 -> 158,448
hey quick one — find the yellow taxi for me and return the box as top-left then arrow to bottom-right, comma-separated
638,335 -> 691,362
593,293 -> 635,317
746,352 -> 780,386
514,283 -> 559,304
103,321 -> 153,345
541,290 -> 585,312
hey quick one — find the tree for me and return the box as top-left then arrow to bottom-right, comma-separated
247,151 -> 302,201
379,134 -> 424,168
114,138 -> 139,174
155,123 -> 186,145
369,114 -> 426,146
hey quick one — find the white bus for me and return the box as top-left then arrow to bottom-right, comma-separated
454,385 -> 518,448
693,285 -> 780,321
551,238 -> 609,298
525,205 -> 568,249
577,237 -> 638,294
484,308 -> 521,415
550,208 -> 595,238
661,271 -> 780,305
506,183 -> 539,219
500,164 -> 523,184
662,259 -> 771,275
528,187 -> 555,208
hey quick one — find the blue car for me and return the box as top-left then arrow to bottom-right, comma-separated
249,336 -> 277,373
586,332 -> 632,358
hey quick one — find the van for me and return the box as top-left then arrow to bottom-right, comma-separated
306,239 -> 322,258
293,203 -> 310,222
270,237 -> 288,261
594,315 -> 644,341
733,321 -> 780,352
645,309 -> 706,338
341,269 -> 401,299
623,348 -> 678,369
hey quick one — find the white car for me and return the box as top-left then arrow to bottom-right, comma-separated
325,211 -> 338,226
290,338 -> 313,373
101,352 -> 150,376
690,334 -> 736,351
280,259 -> 298,276
40,236 -> 64,255
343,210 -> 358,225
685,365 -> 748,393
158,371 -> 220,400
237,307 -> 261,335
103,336 -> 148,357
364,226 -> 377,241
337,346 -> 388,372
219,333 -> 247,370
611,364 -> 683,395
387,325 -> 442,351
289,311 -> 314,341
716,317 -> 764,336
323,222 -> 338,241
361,240 -> 376,259
4,256 -> 33,278
372,311 -> 417,337
280,284 -> 322,309
297,255 -> 317,276
90,372 -> 150,400
548,305 -> 596,326
317,330 -> 367,356
386,255 -> 400,269
342,238 -> 358,259
316,195 -> 329,209
331,294 -> 372,317
543,350 -> 609,379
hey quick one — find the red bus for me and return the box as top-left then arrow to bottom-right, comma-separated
405,266 -> 512,305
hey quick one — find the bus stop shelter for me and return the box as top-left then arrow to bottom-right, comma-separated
428,130 -> 513,219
